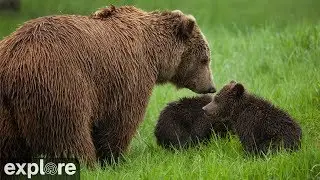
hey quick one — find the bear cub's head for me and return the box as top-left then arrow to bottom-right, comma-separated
202,81 -> 245,118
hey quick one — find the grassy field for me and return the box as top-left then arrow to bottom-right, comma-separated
1,0 -> 320,179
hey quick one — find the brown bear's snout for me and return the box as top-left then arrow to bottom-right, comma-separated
207,86 -> 216,93
198,85 -> 216,94
196,86 -> 216,94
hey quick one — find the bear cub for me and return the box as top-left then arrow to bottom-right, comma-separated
203,81 -> 302,154
155,95 -> 231,149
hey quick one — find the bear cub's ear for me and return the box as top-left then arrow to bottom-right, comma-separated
172,10 -> 196,39
231,83 -> 245,97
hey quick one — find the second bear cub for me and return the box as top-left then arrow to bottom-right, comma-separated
155,95 -> 231,149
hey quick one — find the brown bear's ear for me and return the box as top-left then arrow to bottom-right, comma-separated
91,5 -> 116,19
176,13 -> 196,39
231,83 -> 245,97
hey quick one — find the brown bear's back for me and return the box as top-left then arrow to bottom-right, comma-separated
0,10 -> 158,117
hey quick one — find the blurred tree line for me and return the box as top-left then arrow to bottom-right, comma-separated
0,0 -> 20,11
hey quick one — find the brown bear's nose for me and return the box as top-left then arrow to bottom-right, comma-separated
207,86 -> 216,93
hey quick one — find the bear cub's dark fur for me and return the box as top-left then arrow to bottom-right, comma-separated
203,81 -> 302,154
155,95 -> 231,149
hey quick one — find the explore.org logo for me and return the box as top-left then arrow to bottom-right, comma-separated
2,158 -> 79,179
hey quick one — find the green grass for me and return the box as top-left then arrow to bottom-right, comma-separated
1,0 -> 320,179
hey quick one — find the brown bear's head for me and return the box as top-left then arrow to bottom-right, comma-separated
202,81 -> 245,118
163,11 -> 216,94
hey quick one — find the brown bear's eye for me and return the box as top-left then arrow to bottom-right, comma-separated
201,59 -> 208,64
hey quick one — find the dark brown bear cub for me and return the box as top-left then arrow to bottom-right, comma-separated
155,95 -> 231,149
203,81 -> 302,154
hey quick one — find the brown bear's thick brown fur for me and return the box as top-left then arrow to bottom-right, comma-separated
0,5 -> 215,166
203,81 -> 302,154
155,95 -> 231,149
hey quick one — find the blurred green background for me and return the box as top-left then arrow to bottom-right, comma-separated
1,0 -> 320,37
0,0 -> 319,179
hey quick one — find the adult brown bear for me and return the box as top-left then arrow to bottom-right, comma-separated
0,5 -> 215,166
